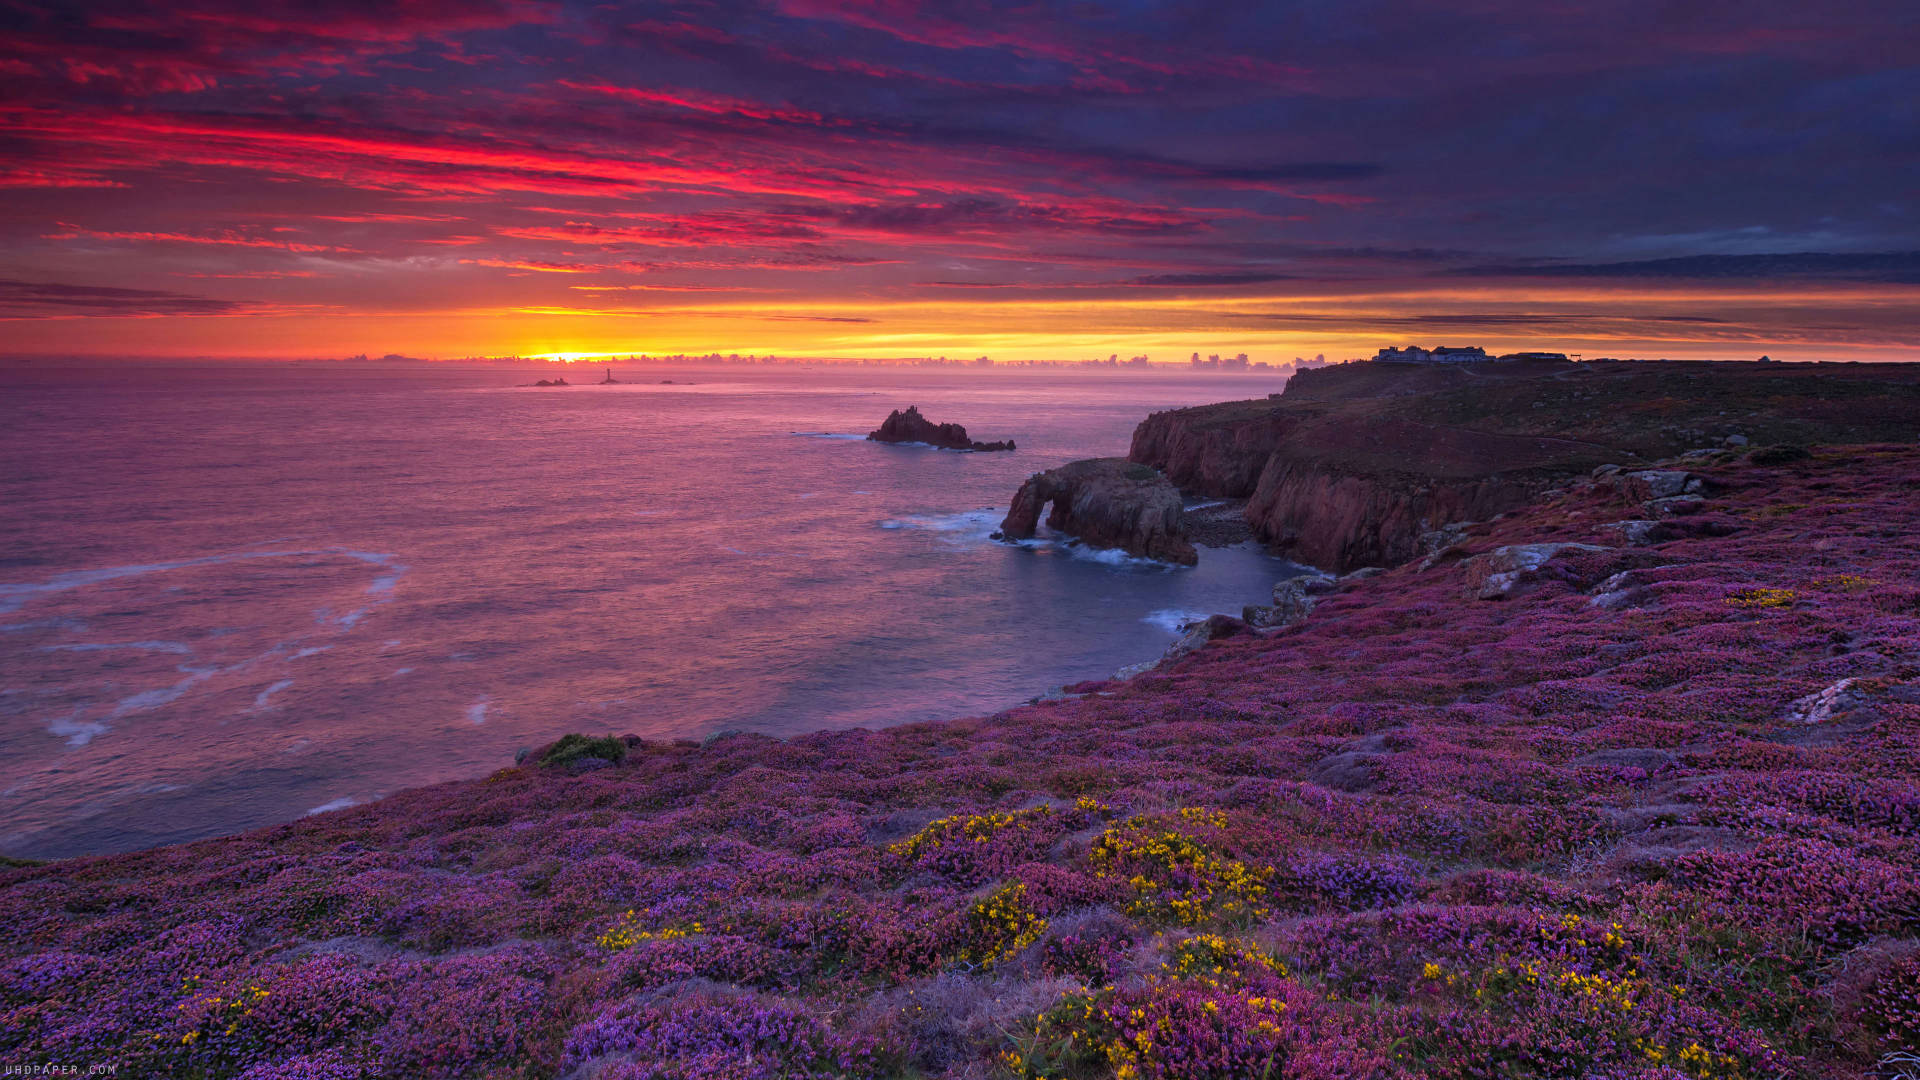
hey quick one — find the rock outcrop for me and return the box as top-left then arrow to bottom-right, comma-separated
1783,678 -> 1867,726
997,458 -> 1196,564
1462,542 -> 1610,600
1244,567 -> 1387,628
867,406 -> 1014,451
1114,614 -> 1247,679
1244,572 -> 1336,629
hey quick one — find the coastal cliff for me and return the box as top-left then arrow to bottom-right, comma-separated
1128,401 -> 1293,496
1132,358 -> 1920,571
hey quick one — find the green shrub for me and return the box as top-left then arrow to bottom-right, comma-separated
535,733 -> 628,768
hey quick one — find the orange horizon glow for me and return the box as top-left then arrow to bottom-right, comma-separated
3,3 -> 1915,366
5,281 -> 1916,365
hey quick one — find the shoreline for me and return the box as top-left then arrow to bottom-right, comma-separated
2,492 -> 1297,866
4,442 -> 1917,1078
2,498 -> 1289,867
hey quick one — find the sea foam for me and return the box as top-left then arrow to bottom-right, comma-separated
1142,609 -> 1211,634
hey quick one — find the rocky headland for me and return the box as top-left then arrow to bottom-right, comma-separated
5,368 -> 1920,1080
1131,358 -> 1920,572
996,457 -> 1197,565
868,405 -> 1015,452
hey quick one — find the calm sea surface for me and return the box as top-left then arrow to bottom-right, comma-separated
0,363 -> 1300,858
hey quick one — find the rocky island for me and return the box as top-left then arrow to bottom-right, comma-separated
867,405 -> 1015,451
5,361 -> 1919,1080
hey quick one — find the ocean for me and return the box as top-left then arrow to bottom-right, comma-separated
0,362 -> 1302,858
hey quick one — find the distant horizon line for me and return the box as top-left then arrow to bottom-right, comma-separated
4,352 -> 1903,369
0,352 -> 1328,368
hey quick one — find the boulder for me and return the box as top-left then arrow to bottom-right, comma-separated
1306,732 -> 1396,793
1416,523 -> 1476,571
1167,614 -> 1247,660
1462,542 -> 1609,600
1588,569 -> 1656,611
1306,750 -> 1381,793
999,458 -> 1197,564
867,405 -> 1014,451
1605,520 -> 1663,545
1624,469 -> 1693,499
1245,572 -> 1336,628
1418,520 -> 1474,556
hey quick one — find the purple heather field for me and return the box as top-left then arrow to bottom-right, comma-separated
4,444 -> 1920,1078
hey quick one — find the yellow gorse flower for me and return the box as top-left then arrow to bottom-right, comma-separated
1090,814 -> 1273,926
596,909 -> 706,951
888,806 -> 1054,861
963,882 -> 1047,966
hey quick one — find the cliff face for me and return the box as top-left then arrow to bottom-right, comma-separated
998,457 -> 1197,564
1133,398 -> 1609,571
1131,359 -> 1920,572
1245,459 -> 1543,570
1128,403 -> 1294,497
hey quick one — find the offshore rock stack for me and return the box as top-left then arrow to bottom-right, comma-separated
996,458 -> 1197,565
867,405 -> 1015,451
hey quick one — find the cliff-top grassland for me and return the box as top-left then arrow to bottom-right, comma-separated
5,417 -> 1920,1078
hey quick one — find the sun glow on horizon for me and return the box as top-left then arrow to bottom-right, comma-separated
1,2 -> 1913,363
6,279 -> 1916,365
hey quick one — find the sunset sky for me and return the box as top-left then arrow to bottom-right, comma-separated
1,0 -> 1915,362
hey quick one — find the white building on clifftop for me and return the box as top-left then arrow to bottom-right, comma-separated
1373,345 -> 1493,364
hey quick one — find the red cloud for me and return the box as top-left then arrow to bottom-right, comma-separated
43,226 -> 346,253
0,105 -> 911,199
557,81 -> 837,127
